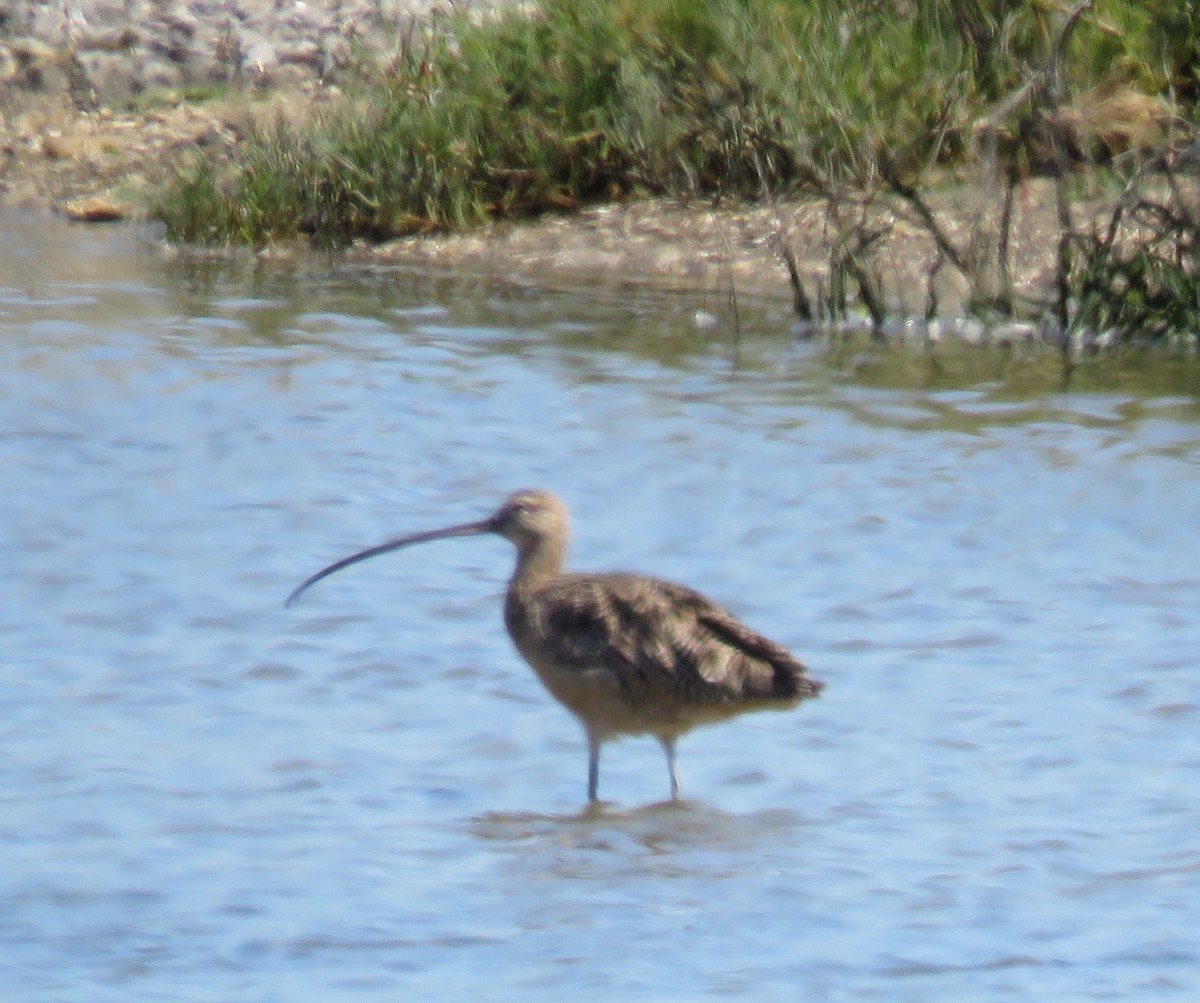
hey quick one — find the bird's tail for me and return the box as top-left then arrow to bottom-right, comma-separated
777,663 -> 824,701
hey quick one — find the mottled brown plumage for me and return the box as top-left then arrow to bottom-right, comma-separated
287,489 -> 823,802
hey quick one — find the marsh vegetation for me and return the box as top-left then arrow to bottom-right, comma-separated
153,0 -> 1200,347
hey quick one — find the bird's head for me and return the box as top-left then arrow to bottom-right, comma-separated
489,489 -> 571,555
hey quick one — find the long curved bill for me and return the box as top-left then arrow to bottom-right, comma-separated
285,517 -> 496,608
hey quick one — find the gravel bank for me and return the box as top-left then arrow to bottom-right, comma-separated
0,0 -> 523,216
1,0 -> 511,101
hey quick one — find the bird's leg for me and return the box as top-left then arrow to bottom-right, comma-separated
586,731 -> 601,802
660,736 -> 681,800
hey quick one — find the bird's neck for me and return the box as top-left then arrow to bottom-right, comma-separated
509,538 -> 566,592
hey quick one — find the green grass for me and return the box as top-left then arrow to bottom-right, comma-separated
153,0 -> 1199,249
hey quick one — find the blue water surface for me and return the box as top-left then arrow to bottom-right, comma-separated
2,211 -> 1198,1002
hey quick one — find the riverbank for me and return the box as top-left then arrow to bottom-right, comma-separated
2,77 -> 1083,315
0,0 -> 1156,317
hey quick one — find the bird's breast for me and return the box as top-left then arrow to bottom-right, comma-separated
502,586 -> 672,737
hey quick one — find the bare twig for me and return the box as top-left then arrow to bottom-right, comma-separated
1047,0 -> 1095,355
878,154 -> 969,276
924,246 -> 945,324
995,164 -> 1017,315
778,241 -> 814,322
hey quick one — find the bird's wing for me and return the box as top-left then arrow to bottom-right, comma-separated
692,597 -> 809,671
519,573 -> 815,706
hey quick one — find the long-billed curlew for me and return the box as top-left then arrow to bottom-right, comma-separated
286,489 -> 823,802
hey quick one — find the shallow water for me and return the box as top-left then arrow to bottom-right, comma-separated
3,210 -> 1199,1001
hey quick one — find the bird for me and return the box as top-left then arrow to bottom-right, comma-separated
286,489 -> 823,803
